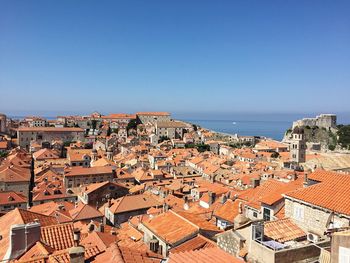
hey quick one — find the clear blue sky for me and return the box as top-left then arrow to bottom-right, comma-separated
1,0 -> 349,118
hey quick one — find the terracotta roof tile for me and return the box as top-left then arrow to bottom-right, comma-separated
285,173 -> 350,216
108,194 -> 160,214
0,209 -> 58,259
40,223 -> 75,250
170,235 -> 216,253
168,247 -> 243,263
264,218 -> 306,242
143,210 -> 199,245
0,191 -> 27,205
213,199 -> 240,223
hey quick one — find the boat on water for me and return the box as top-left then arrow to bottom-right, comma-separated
232,122 -> 237,125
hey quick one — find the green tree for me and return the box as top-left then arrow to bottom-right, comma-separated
328,144 -> 336,151
127,119 -> 137,130
91,120 -> 97,130
159,136 -> 170,142
337,125 -> 350,148
271,152 -> 279,158
196,143 -> 210,152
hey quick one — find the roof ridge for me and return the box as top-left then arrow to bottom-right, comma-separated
170,210 -> 200,230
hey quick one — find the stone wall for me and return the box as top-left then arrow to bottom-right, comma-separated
217,230 -> 244,255
331,232 -> 350,263
248,240 -> 321,263
292,114 -> 337,130
285,198 -> 350,236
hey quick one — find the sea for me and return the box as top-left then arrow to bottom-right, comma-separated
182,119 -> 290,141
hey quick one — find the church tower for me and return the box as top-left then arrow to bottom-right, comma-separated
290,126 -> 306,164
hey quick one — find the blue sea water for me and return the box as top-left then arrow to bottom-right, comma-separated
183,119 -> 290,141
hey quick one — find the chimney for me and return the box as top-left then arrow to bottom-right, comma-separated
208,191 -> 216,206
4,222 -> 41,261
163,203 -> 169,212
69,246 -> 85,263
112,167 -> 117,178
98,223 -> 105,233
183,196 -> 189,210
73,228 -> 81,247
70,230 -> 86,263
221,194 -> 227,204
250,178 -> 260,188
303,173 -> 308,187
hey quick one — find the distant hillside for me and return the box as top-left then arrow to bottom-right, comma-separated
284,125 -> 350,151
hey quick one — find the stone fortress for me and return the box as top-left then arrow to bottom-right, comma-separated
292,114 -> 337,130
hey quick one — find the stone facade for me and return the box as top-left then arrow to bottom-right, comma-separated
0,181 -> 30,198
285,198 -> 350,237
331,231 -> 350,263
0,114 -> 7,133
136,113 -> 171,124
290,129 -> 306,164
217,229 -> 245,256
17,127 -> 85,149
292,114 -> 337,130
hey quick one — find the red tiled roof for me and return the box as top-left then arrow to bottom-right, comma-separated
108,194 -> 160,214
17,127 -> 84,132
64,166 -> 113,177
284,173 -> 350,216
170,235 -> 216,253
168,247 -> 243,263
238,178 -> 304,209
0,191 -> 27,205
49,245 -> 102,263
0,163 -> 31,183
69,203 -> 103,221
18,241 -> 54,261
0,208 -> 58,259
92,243 -> 162,263
40,223 -> 74,250
136,112 -> 170,116
307,169 -> 346,182
213,199 -> 240,223
264,218 -> 306,242
143,210 -> 199,245
33,148 -> 59,160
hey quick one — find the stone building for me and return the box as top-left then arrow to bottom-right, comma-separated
155,121 -> 188,140
292,114 -> 337,130
284,171 -> 350,239
63,166 -> 115,188
330,230 -> 350,263
17,127 -> 85,149
0,113 -> 6,133
103,194 -> 160,226
136,112 -> 171,124
289,127 -> 306,164
77,181 -> 129,207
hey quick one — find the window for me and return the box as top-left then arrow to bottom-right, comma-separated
263,208 -> 271,221
293,205 -> 304,221
339,246 -> 350,263
253,212 -> 258,218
